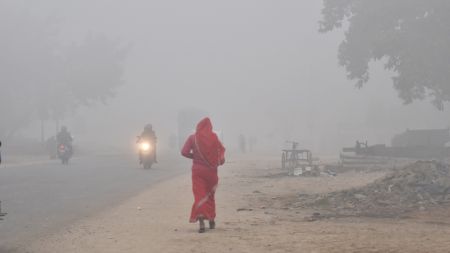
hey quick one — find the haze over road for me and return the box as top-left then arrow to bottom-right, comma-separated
0,154 -> 186,252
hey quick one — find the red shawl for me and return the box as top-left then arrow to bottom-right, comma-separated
194,118 -> 225,167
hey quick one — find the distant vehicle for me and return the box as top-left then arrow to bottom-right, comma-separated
137,139 -> 156,169
56,126 -> 73,164
137,124 -> 157,169
58,143 -> 72,165
0,201 -> 6,221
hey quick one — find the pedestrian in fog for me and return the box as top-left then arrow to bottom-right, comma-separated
181,117 -> 225,233
238,134 -> 247,154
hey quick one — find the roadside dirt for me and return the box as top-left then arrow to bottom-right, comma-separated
28,156 -> 450,253
297,161 -> 450,219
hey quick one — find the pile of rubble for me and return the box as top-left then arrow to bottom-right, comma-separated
287,165 -> 337,177
289,166 -> 321,177
300,161 -> 450,217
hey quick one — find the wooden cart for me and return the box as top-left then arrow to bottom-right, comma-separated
282,142 -> 313,171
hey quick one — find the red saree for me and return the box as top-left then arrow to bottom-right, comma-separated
181,118 -> 225,222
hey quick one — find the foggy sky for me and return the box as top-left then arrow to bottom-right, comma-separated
5,0 -> 450,154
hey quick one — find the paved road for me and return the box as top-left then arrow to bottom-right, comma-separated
0,154 -> 188,252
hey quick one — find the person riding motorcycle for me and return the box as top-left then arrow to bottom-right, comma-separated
137,124 -> 157,163
56,126 -> 73,155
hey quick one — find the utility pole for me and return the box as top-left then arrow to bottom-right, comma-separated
41,120 -> 45,144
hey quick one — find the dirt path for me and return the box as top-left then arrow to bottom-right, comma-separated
28,157 -> 450,253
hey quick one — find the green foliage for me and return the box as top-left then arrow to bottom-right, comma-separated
320,0 -> 450,109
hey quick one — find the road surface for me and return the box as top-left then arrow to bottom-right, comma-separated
0,153 -> 187,252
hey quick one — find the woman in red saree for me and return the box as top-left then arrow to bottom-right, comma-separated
181,117 -> 225,233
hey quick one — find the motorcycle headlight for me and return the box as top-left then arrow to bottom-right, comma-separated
140,142 -> 151,151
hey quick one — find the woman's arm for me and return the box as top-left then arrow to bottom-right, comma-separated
218,141 -> 225,165
181,135 -> 194,159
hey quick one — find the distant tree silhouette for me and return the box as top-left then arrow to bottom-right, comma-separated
0,3 -> 128,139
320,0 -> 450,109
64,34 -> 128,107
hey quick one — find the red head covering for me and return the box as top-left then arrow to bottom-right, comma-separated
195,117 -> 225,167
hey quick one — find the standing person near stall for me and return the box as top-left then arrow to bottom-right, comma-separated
181,117 -> 225,233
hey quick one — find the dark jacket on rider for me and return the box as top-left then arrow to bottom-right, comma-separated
57,131 -> 73,145
139,130 -> 157,143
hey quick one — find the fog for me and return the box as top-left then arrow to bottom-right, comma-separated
2,0 -> 450,155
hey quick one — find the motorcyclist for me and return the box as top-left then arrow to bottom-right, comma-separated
137,124 -> 157,163
56,126 -> 73,155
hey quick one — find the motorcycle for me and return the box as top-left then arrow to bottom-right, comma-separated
58,143 -> 72,165
0,201 -> 6,221
138,140 -> 156,169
